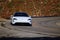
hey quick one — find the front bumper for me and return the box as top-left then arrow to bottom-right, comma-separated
12,20 -> 32,24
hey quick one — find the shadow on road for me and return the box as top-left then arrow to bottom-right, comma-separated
12,23 -> 31,26
0,37 -> 60,40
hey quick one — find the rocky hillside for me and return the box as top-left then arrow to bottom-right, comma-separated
0,0 -> 60,18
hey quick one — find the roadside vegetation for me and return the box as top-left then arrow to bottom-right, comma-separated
0,0 -> 60,19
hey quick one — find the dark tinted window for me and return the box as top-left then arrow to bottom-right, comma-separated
14,12 -> 29,17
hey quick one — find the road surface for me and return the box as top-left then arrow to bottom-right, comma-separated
0,17 -> 60,37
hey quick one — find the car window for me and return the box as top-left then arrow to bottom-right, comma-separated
14,12 -> 29,17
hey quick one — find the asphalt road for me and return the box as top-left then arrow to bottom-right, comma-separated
2,17 -> 60,37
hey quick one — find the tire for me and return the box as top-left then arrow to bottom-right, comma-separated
29,24 -> 32,26
10,22 -> 15,25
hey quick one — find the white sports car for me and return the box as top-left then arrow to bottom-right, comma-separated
11,12 -> 32,26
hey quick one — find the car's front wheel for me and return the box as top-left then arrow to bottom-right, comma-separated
11,22 -> 15,25
29,24 -> 32,26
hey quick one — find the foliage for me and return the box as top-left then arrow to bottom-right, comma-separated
0,0 -> 6,2
0,0 -> 60,18
7,2 -> 14,8
0,6 -> 3,12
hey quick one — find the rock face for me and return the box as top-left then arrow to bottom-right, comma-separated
0,0 -> 60,18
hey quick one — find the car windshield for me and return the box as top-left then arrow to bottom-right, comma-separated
14,12 -> 29,17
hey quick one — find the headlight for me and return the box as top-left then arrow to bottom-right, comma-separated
28,19 -> 31,20
13,18 -> 17,20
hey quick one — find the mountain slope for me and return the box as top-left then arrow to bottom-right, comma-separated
0,0 -> 60,18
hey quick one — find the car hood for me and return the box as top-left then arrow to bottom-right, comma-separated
12,16 -> 31,19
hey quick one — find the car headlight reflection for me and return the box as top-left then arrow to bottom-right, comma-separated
28,19 -> 31,20
13,18 -> 17,20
